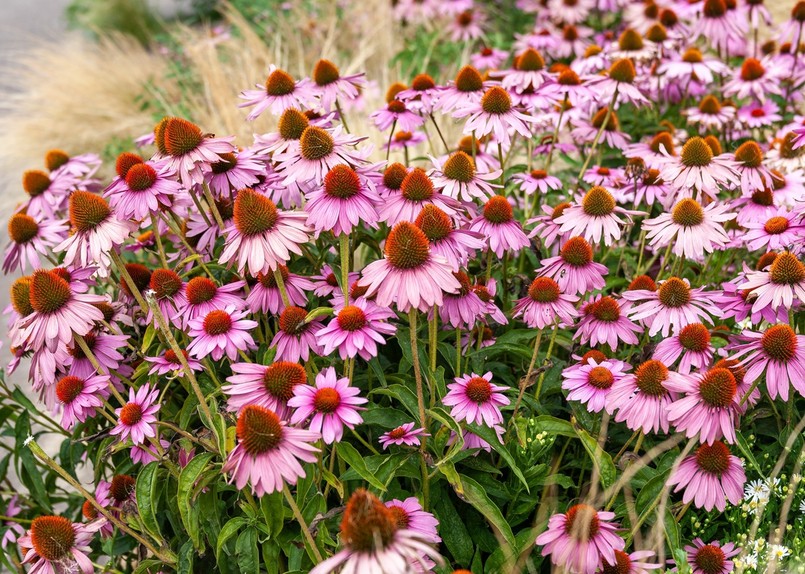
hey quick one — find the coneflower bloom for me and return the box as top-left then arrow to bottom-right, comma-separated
575,296 -> 642,350
737,100 -> 782,128
104,156 -> 183,220
56,373 -> 109,430
145,268 -> 187,327
288,366 -> 367,444
469,196 -> 530,257
562,358 -> 630,413
438,271 -> 488,329
587,58 -> 648,106
18,516 -> 101,574
684,539 -> 741,574
245,266 -> 313,314
512,169 -> 563,195
66,331 -> 128,380
152,116 -> 235,188
305,59 -> 366,111
731,186 -> 779,227
606,359 -> 682,434
622,277 -> 721,337
453,86 -> 537,146
1,496 -> 25,549
572,107 -> 632,150
685,95 -> 735,132
414,205 -> 484,271
667,441 -> 746,512
536,504 -> 625,574
16,269 -> 104,352
238,65 -> 315,119
429,151 -> 500,202
434,65 -> 490,113
304,163 -> 381,236
55,191 -> 135,277
502,48 -> 552,93
396,73 -> 441,114
311,264 -> 358,298
318,298 -> 397,360
378,167 -> 462,225
537,236 -> 608,295
541,68 -> 595,106
271,305 -> 323,362
45,149 -> 101,179
20,168 -> 79,218
187,306 -> 257,361
473,279 -> 508,325
309,489 -> 442,574
660,136 -> 739,199
371,99 -> 425,132
253,107 -> 314,157
359,221 -> 460,312
733,140 -> 774,193
379,423 -> 428,449
665,367 -> 741,444
222,404 -> 320,496
738,251 -> 805,313
623,131 -> 677,171
205,149 -> 265,198
715,273 -> 787,326
658,47 -> 730,85
512,276 -> 579,329
556,186 -> 641,247
601,550 -> 662,574
443,372 -> 510,426
527,202 -> 573,249
743,209 -> 805,252
219,188 -> 311,277
3,212 -> 66,274
471,46 -> 508,70
723,57 -> 782,102
448,7 -> 486,41
730,324 -> 805,401
642,198 -> 734,259
223,360 -> 307,419
653,323 -> 714,374
145,348 -> 203,376
385,497 -> 440,546
385,130 -> 427,152
111,384 -> 160,446
180,277 -> 245,328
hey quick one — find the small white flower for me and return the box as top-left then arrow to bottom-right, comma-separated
744,479 -> 771,503
799,499 -> 805,513
743,553 -> 758,569
769,544 -> 790,560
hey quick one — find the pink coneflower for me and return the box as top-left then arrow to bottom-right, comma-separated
582,166 -> 626,189
448,8 -> 486,41
623,132 -> 678,172
527,202 -> 573,249
379,423 -> 428,449
152,116 -> 235,188
111,384 -> 159,446
187,306 -> 257,361
575,296 -> 642,350
45,149 -> 101,179
205,148 -> 265,198
359,221 -> 461,312
668,440 -> 746,512
502,48 -> 551,93
470,196 -> 530,257
55,373 -> 109,430
512,169 -> 562,195
635,169 -> 672,208
453,86 -> 537,146
385,498 -> 440,544
246,266 -> 313,314
439,271 -> 493,329
223,404 -> 320,496
238,66 -> 314,120
429,151 -> 500,202
473,278 -> 508,325
305,59 -> 366,111
738,100 -> 782,128
311,263 -> 358,298
685,539 -> 741,574
104,155 -> 183,220
1,496 -> 25,549
537,236 -> 608,295
414,205 -> 484,271
396,73 -> 441,115
55,191 -> 135,277
145,348 -> 203,376
219,188 -> 311,277
180,276 -> 245,327
606,359 -> 681,434
318,298 -> 397,360
623,277 -> 721,337
223,361 -> 307,418
744,209 -> 805,251
304,163 -> 381,236
541,68 -> 595,107
309,489 -> 442,574
378,167 -> 462,226
588,58 -> 648,107
653,323 -> 714,374
601,550 -> 661,574
145,268 -> 187,327
556,186 -> 640,247
733,140 -> 775,193
643,198 -> 733,259
371,99 -> 425,132
443,372 -> 510,426
685,95 -> 736,132
271,305 -> 323,362
660,136 -> 739,200
730,324 -> 805,401
716,271 -> 787,326
18,516 -> 101,574
731,186 -> 779,226
738,251 -> 805,313
666,367 -> 741,444
275,125 -> 368,187
536,504 -> 625,574
15,269 -> 104,352
288,366 -> 367,444
385,130 -> 427,152
513,276 -> 579,329
66,331 -> 128,380
562,358 -> 630,413
434,65 -> 490,113
572,107 -> 632,150
3,212 -> 66,274
658,47 -> 729,85
20,168 -> 79,218
723,57 -> 782,102
471,46 -> 508,70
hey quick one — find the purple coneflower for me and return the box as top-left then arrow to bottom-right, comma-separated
55,373 -> 109,430
271,305 -> 323,362
658,47 -> 729,84
575,295 -> 642,350
738,251 -> 805,313
622,277 -> 721,337
556,186 -> 641,247
668,440 -> 746,512
66,331 -> 128,380
723,57 -> 782,102
744,209 -> 805,252
732,140 -> 774,193
653,323 -> 714,374
434,65 -> 490,113
275,125 -> 368,186
304,163 -> 381,236
685,95 -> 735,132
371,99 -> 425,132
502,48 -> 551,93
3,212 -> 66,274
470,196 -> 530,257
453,86 -> 537,146
238,66 -> 315,119
601,550 -> 661,574
223,361 -> 307,419
429,151 -> 500,202
246,265 -> 313,314
187,306 -> 257,361
730,324 -> 805,401
385,498 -> 440,544
180,276 -> 245,328
642,198 -> 733,259
660,136 -> 739,200
305,59 -> 366,111
205,148 -> 265,198
379,423 -> 428,449
512,169 -> 563,195
737,100 -> 781,128
537,236 -> 608,295
665,367 -> 741,444
378,167 -> 462,226
318,298 -> 397,360
684,539 -> 741,574
606,359 -> 681,434
111,384 -> 160,446
146,268 -> 187,328
145,348 -> 202,377
439,271 -> 494,329
512,276 -> 579,329
104,154 -> 183,220
414,205 -> 484,271
527,202 -> 572,249
443,372 -> 510,426
562,358 -> 630,413
19,516 -> 101,574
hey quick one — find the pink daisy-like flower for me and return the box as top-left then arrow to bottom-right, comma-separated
513,275 -> 579,329
309,489 -> 443,574
304,163 -> 381,236
146,268 -> 188,328
385,498 -> 441,544
513,169 -> 563,196
246,265 -> 313,314
556,186 -> 642,247
429,151 -> 500,202
271,305 -> 323,362
3,212 -> 66,274
288,366 -> 367,444
311,263 -> 358,298
732,140 -> 775,194
104,155 -> 183,220
111,384 -> 160,446
453,86 -> 538,146
667,440 -> 746,512
414,204 -> 484,272
448,7 -> 486,41
537,236 -> 608,295
685,95 -> 736,132
379,422 -> 428,449
469,196 -> 530,257
575,295 -> 642,350
471,46 -> 508,70
275,125 -> 368,186
18,515 -> 102,574
318,298 -> 397,360
238,66 -> 315,120
600,550 -> 661,574
396,73 -> 441,114
665,367 -> 741,445
737,99 -> 782,128
187,306 -> 257,361
527,202 -> 573,249
660,136 -> 739,200
223,404 -> 320,496
723,57 -> 782,102
653,323 -> 714,374
658,47 -> 730,85
55,373 -> 109,430
588,58 -> 648,106
55,191 -> 136,277
180,276 -> 245,328
219,188 -> 311,277
371,99 -> 425,132
715,271 -> 788,326
223,361 -> 307,419
46,149 -> 101,179
622,277 -> 721,337
623,132 -> 678,172
1,496 -> 25,549
737,252 -> 805,313
305,59 -> 366,111
572,107 -> 632,151
536,504 -> 625,574
434,65 -> 491,113
359,221 -> 461,312
20,168 -> 80,219
205,148 -> 265,198
684,539 -> 741,574
730,324 -> 805,401
606,359 -> 682,435
66,331 -> 129,380
152,116 -> 235,189
501,48 -> 552,93
443,372 -> 510,426
385,130 -> 427,152
378,167 -> 462,226
438,271 -> 490,329
642,197 -> 734,259
145,348 -> 203,377
562,358 -> 630,413
744,208 -> 805,251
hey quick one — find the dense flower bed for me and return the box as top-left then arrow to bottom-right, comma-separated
2,0 -> 805,573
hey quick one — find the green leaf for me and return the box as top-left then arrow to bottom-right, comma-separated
260,491 -> 285,537
466,422 -> 530,492
371,385 -> 420,421
236,528 -> 260,574
216,517 -> 248,563
305,307 -> 334,322
458,474 -> 517,558
532,415 -> 576,437
635,471 -> 670,516
664,508 -> 681,553
178,452 -> 215,551
432,492 -> 474,565
575,426 -> 616,489
15,412 -> 50,512
735,432 -> 764,478
136,462 -> 162,539
336,441 -> 387,491
177,540 -> 195,574
141,324 -> 157,354
132,559 -> 163,574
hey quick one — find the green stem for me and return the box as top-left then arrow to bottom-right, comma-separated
282,485 -> 324,563
274,268 -> 292,308
408,309 -> 430,509
576,90 -> 619,184
455,327 -> 462,376
429,307 -> 438,374
535,326 -> 558,399
111,250 -> 149,313
335,99 -> 350,133
385,119 -> 397,162
201,181 -> 225,230
151,214 -> 168,268
339,234 -> 350,305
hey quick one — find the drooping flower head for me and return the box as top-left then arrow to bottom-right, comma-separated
668,440 -> 746,512
3,212 -> 66,274
607,359 -> 682,434
223,361 -> 307,419
666,367 -> 741,444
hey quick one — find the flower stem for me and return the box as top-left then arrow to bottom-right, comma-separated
282,484 -> 324,563
429,307 -> 438,374
201,181 -> 225,230
408,308 -> 431,509
150,214 -> 168,268
455,327 -> 462,375
534,325 -> 558,399
576,89 -> 619,184
273,267 -> 292,308
339,234 -> 350,305
385,119 -> 397,162
430,113 -> 449,153
74,334 -> 127,405
111,250 -> 149,313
